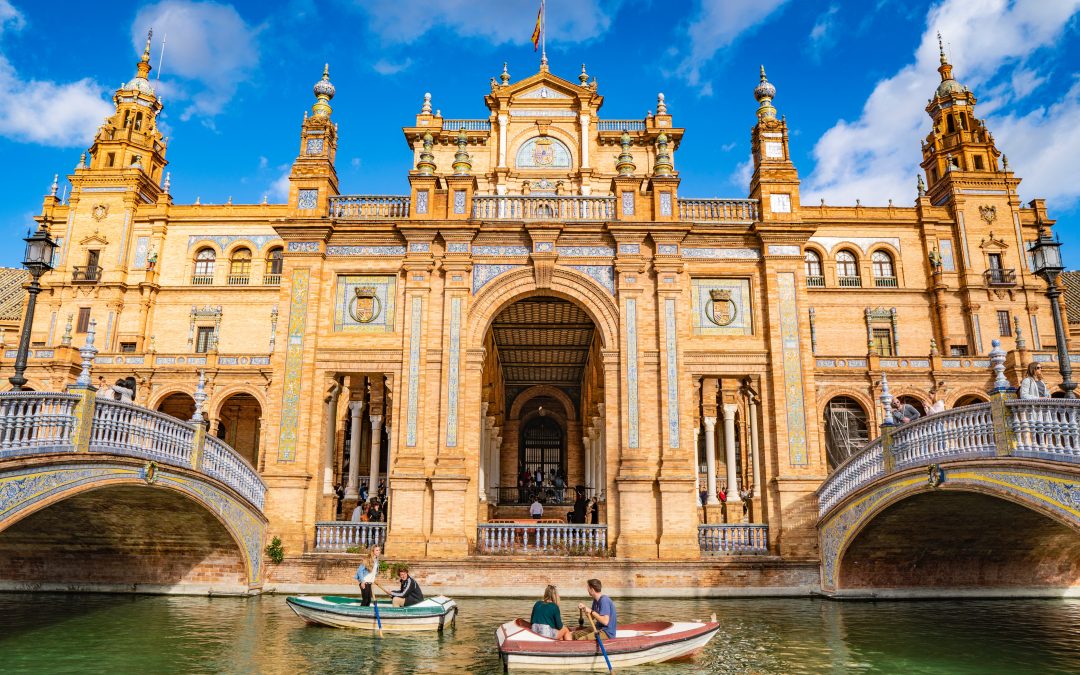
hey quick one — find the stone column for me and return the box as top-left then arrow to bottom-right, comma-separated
498,114 -> 508,168
722,403 -> 742,510
693,426 -> 701,496
703,416 -> 719,505
368,414 -> 383,500
597,403 -> 606,500
583,435 -> 592,489
748,395 -> 762,500
487,417 -> 498,501
345,400 -> 364,501
323,379 -> 341,496
579,113 -> 590,169
478,402 -> 488,503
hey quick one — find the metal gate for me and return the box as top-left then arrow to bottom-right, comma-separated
520,417 -> 563,482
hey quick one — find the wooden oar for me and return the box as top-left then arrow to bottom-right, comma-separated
585,610 -> 613,673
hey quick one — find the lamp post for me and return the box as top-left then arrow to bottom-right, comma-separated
9,224 -> 57,391
1028,226 -> 1076,398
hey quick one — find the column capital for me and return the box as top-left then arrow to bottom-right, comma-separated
722,403 -> 739,419
703,415 -> 717,429
369,414 -> 384,429
349,400 -> 365,415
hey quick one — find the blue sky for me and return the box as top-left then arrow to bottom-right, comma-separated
0,0 -> 1078,267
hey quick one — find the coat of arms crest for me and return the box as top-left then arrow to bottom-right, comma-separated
92,204 -> 109,221
706,288 -> 737,326
532,138 -> 555,166
979,205 -> 997,224
349,286 -> 381,324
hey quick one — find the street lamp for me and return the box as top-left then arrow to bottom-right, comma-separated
1028,226 -> 1076,398
9,224 -> 57,391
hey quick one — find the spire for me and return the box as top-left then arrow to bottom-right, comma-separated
312,63 -> 335,117
49,174 -> 58,197
416,133 -> 436,175
754,65 -> 777,122
579,63 -> 589,86
616,131 -> 636,176
420,92 -> 432,114
653,132 -> 673,177
124,29 -> 155,94
452,129 -> 472,175
500,62 -> 510,86
137,29 -> 152,79
934,32 -> 963,97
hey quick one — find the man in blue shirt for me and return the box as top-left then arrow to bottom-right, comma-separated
577,578 -> 616,639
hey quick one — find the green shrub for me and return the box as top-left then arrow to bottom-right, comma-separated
265,536 -> 285,564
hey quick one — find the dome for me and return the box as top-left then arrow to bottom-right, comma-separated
313,64 -> 335,100
754,66 -> 775,102
936,78 -> 964,97
125,76 -> 155,94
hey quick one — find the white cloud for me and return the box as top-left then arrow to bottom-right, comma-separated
0,1 -> 113,147
807,4 -> 840,61
804,0 -> 1080,206
131,1 -> 260,121
675,0 -> 790,88
353,0 -> 622,46
269,165 -> 291,202
372,58 -> 413,76
258,155 -> 268,169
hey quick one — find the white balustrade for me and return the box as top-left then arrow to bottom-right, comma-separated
472,195 -> 615,222
201,435 -> 267,510
698,524 -> 769,554
596,120 -> 646,131
90,399 -> 195,466
477,523 -> 608,555
678,198 -> 759,223
0,392 -> 79,456
330,195 -> 411,219
1008,399 -> 1080,460
442,119 -> 491,131
314,522 -> 387,551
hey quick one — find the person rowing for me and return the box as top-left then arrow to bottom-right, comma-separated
354,545 -> 381,606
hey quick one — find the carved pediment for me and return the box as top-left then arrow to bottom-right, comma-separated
518,85 -> 571,100
979,232 -> 1009,251
79,229 -> 109,246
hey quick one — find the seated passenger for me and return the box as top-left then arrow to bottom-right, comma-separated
389,567 -> 424,607
530,585 -> 572,640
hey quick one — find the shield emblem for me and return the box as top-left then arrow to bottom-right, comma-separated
349,286 -> 381,324
533,138 -> 555,166
706,289 -> 736,326
92,204 -> 109,221
979,205 -> 997,224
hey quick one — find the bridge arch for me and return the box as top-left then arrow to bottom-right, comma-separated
0,459 -> 265,591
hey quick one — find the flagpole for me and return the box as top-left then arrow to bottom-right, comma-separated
541,0 -> 547,68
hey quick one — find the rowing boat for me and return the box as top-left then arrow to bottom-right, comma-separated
495,618 -> 719,670
286,595 -> 458,632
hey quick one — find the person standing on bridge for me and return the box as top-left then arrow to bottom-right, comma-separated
891,397 -> 921,424
1019,362 -> 1050,399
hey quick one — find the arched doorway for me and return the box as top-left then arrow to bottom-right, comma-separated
953,394 -> 987,408
157,392 -> 195,421
216,393 -> 262,466
520,415 -> 564,484
823,396 -> 870,471
897,394 -> 926,416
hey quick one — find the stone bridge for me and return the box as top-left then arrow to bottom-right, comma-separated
0,384 -> 267,593
817,391 -> 1080,597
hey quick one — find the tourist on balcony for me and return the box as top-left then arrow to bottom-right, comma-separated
568,489 -> 588,524
1019,362 -> 1050,399
929,388 -> 947,414
354,545 -> 380,606
530,585 -> 572,640
575,579 -> 616,640
350,502 -> 363,522
368,499 -> 383,523
891,397 -> 921,424
95,376 -> 112,398
389,567 -> 424,607
530,498 -> 544,518
359,483 -> 369,504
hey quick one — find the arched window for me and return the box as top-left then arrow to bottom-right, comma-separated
872,251 -> 896,287
228,248 -> 251,284
804,250 -> 824,287
265,247 -> 283,284
836,250 -> 860,286
823,396 -> 869,471
193,248 -> 215,285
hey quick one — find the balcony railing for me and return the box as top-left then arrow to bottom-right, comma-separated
477,523 -> 608,555
72,266 -> 102,283
984,268 -> 1016,286
678,198 -> 759,223
263,274 -> 281,285
495,486 -> 593,505
191,275 -> 214,285
806,275 -> 825,288
596,120 -> 646,131
0,392 -> 80,456
698,524 -> 769,555
331,195 -> 411,219
874,276 -> 898,288
442,119 -> 491,131
227,274 -> 249,286
314,522 -> 387,551
472,195 -> 615,222
838,276 -> 862,288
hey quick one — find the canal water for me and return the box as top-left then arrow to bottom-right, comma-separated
0,594 -> 1077,674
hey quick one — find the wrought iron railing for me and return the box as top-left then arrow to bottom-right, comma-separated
472,195 -> 615,221
314,522 -> 387,551
677,198 -> 759,223
837,276 -> 862,288
477,523 -> 608,555
330,195 -> 411,219
72,266 -> 102,283
495,486 -> 592,505
698,524 -> 769,554
984,268 -> 1017,286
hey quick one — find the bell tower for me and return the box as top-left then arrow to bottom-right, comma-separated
80,30 -> 167,193
288,64 -> 340,215
920,34 -> 1003,201
748,66 -> 800,222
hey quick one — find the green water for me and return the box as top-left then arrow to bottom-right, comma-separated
0,594 -> 1078,673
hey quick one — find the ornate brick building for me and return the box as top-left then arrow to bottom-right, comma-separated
9,37 -> 1069,563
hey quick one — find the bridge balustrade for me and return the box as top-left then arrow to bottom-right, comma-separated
477,523 -> 608,555
314,522 -> 387,551
90,399 -> 196,466
0,392 -> 80,456
202,435 -> 266,510
698,524 -> 769,555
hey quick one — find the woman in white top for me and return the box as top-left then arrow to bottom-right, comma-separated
1019,362 -> 1050,399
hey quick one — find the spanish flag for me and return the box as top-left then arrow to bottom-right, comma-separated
531,1 -> 543,51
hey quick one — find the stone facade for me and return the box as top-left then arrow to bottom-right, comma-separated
8,44 -> 1071,569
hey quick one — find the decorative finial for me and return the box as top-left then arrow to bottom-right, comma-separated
61,313 -> 73,347
143,29 -> 153,61
421,92 -> 432,114
76,319 -> 98,387
500,62 -> 510,85
50,174 -> 58,197
452,128 -> 472,175
989,339 -> 1010,392
917,174 -> 926,195
579,64 -> 588,86
417,132 -> 436,175
656,93 -> 667,115
754,65 -> 777,121
435,109 -> 441,117
880,373 -> 895,426
77,152 -> 86,170
930,338 -> 939,356
937,31 -> 946,65
1002,154 -> 1009,171
540,50 -> 548,71
312,63 -> 335,117
262,194 -> 268,205
191,370 -> 207,423
195,196 -> 200,205
163,171 -> 171,194
616,131 -> 636,176
1014,316 -> 1026,350
653,132 -> 673,177
226,195 -> 232,205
